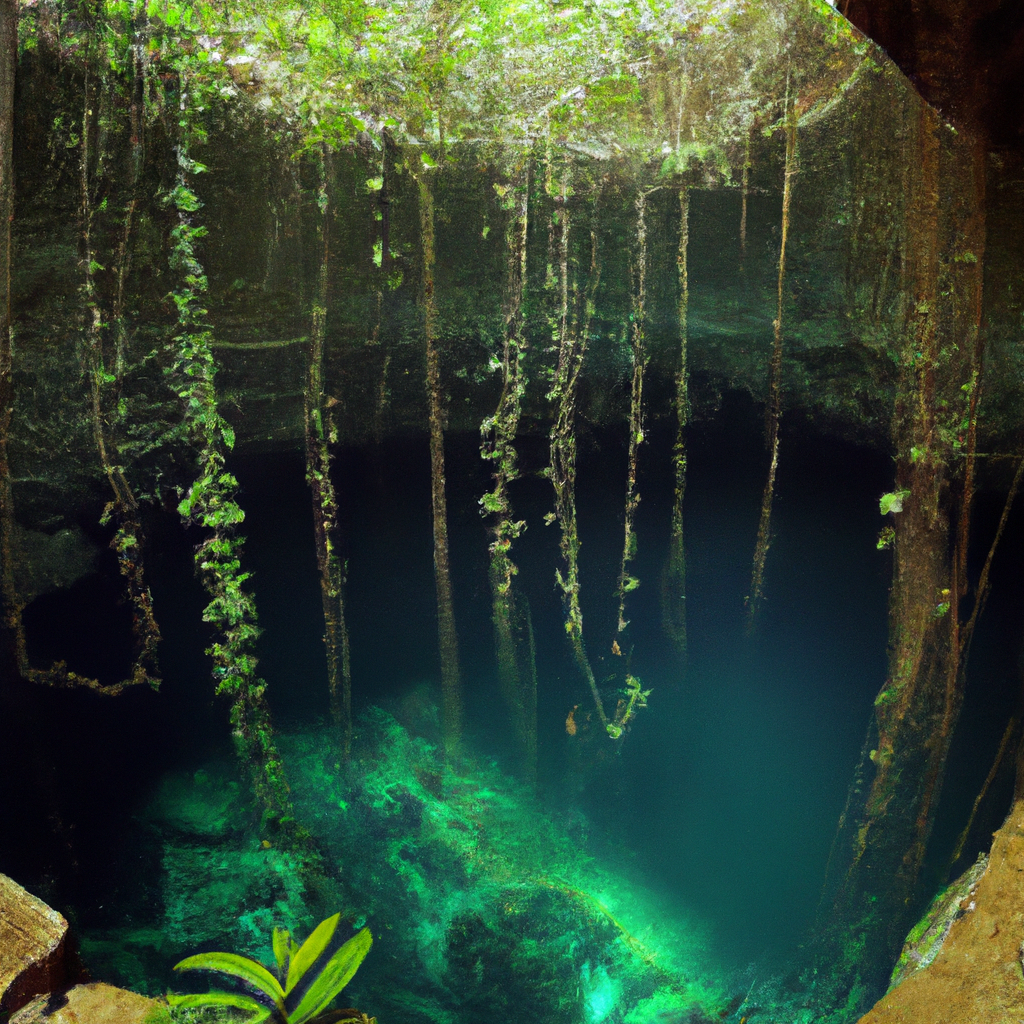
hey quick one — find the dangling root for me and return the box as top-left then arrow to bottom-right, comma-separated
482,159 -> 536,783
548,169 -> 608,730
614,189 -> 649,644
419,172 -> 462,756
305,147 -> 353,758
746,90 -> 797,630
662,186 -> 689,656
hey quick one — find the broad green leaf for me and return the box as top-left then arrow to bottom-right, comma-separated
879,489 -> 910,515
273,927 -> 291,976
285,913 -> 340,994
174,951 -> 285,1009
167,990 -> 272,1023
287,927 -> 372,1024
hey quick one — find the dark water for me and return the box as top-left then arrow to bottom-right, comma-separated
2,394 -> 1022,996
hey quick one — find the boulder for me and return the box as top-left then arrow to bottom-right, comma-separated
9,983 -> 171,1024
857,797 -> 1024,1023
0,873 -> 70,1017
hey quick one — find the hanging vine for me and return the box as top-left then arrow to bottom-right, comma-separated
167,58 -> 297,838
747,87 -> 798,629
368,132 -> 394,441
739,124 -> 752,274
304,146 -> 353,758
548,173 -> 648,741
613,191 -> 648,644
606,186 -> 653,738
5,28 -> 159,693
78,58 -> 161,693
0,0 -> 16,675
662,185 -> 690,656
480,160 -> 537,784
548,169 -> 606,731
417,169 -> 462,757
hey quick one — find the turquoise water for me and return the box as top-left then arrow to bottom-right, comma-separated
2,399 -> 1020,1022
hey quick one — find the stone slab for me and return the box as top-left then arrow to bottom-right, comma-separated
9,983 -> 171,1024
858,797 -> 1024,1023
0,873 -> 69,1016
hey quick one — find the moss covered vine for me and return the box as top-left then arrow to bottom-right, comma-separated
662,185 -> 689,657
167,55 -> 296,836
78,53 -> 161,693
613,190 -> 649,647
0,0 -> 15,676
480,161 -> 537,783
304,146 -> 353,758
547,169 -> 609,733
546,173 -> 649,742
747,87 -> 798,629
418,169 -> 462,757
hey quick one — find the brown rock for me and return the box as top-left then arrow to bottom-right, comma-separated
9,983 -> 171,1024
0,873 -> 70,1016
858,797 -> 1024,1023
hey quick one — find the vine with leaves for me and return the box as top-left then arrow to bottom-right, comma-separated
662,185 -> 690,657
0,0 -> 16,675
78,53 -> 161,694
547,168 -> 607,731
166,53 -> 297,837
480,159 -> 537,783
304,146 -> 353,759
612,190 -> 650,647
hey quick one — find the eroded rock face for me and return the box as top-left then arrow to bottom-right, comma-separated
857,798 -> 1024,1023
9,983 -> 171,1024
0,873 -> 70,1017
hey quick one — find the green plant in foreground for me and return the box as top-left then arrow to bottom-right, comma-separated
169,913 -> 373,1024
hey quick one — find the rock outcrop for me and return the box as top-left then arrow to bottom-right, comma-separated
9,983 -> 170,1024
0,873 -> 71,1017
857,797 -> 1024,1023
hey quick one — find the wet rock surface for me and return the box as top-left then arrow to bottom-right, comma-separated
0,873 -> 71,1017
9,983 -> 170,1024
857,798 -> 1024,1023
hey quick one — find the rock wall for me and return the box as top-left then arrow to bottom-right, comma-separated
11,36 -> 1023,539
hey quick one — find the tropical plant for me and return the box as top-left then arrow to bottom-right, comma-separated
168,913 -> 373,1024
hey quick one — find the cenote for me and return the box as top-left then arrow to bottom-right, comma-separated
2,1 -> 1024,1023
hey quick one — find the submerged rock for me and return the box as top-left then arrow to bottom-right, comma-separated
0,873 -> 72,1018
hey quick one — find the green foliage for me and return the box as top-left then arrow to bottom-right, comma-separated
879,489 -> 910,515
162,45 -> 296,836
605,675 -> 651,739
170,914 -> 372,1024
22,0 -> 870,178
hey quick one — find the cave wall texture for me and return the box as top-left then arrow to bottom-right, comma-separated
6,5 -> 1024,541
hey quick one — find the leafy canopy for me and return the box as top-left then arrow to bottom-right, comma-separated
57,0 -> 871,172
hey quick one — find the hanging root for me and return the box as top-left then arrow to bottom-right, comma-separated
614,189 -> 648,645
482,159 -> 535,782
23,60 -> 160,694
0,0 -> 15,675
419,172 -> 462,756
746,89 -> 797,630
548,169 -> 609,730
951,714 -> 1020,866
169,66 -> 299,843
739,124 -> 752,274
305,147 -> 353,758
662,185 -> 689,657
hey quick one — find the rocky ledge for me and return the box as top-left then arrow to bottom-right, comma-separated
0,873 -> 167,1024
